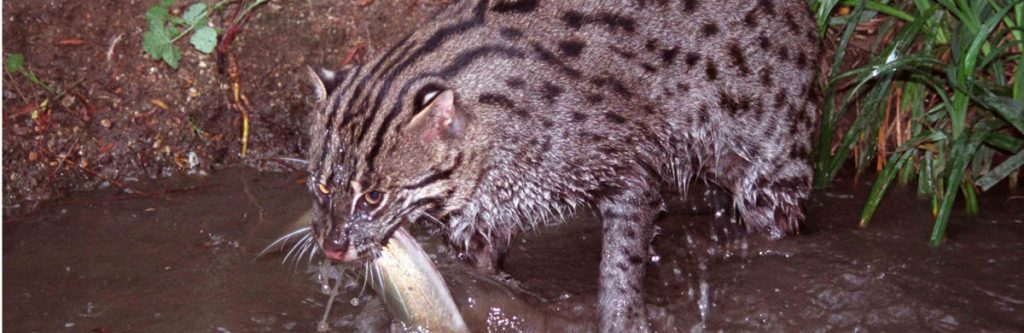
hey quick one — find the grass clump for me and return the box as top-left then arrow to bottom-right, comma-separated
811,0 -> 1023,245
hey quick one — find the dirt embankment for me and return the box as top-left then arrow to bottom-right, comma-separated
2,0 -> 444,216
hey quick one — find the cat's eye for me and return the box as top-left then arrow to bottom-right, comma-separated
317,182 -> 331,195
364,191 -> 383,205
422,91 -> 439,106
413,83 -> 447,111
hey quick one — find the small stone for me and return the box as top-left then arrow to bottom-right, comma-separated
28,151 -> 38,161
61,95 -> 75,108
100,119 -> 111,128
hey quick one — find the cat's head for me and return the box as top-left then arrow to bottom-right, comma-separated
304,66 -> 477,262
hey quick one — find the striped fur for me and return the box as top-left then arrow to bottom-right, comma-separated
306,0 -> 821,331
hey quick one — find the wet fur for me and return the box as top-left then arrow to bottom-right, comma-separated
306,1 -> 821,331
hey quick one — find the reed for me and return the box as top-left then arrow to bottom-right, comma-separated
811,0 -> 1023,245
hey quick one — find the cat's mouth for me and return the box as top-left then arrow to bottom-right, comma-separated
318,233 -> 364,263
319,236 -> 387,263
321,247 -> 361,262
319,218 -> 408,263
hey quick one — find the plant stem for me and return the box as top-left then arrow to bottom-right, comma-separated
841,0 -> 917,22
170,0 -> 234,43
234,0 -> 268,26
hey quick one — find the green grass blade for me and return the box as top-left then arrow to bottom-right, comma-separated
976,149 -> 1024,190
840,0 -> 918,21
970,84 -> 1024,134
961,2 -> 1015,80
815,0 -> 869,188
971,145 -> 996,179
816,0 -> 843,35
925,150 -> 940,211
936,0 -> 974,30
961,177 -> 979,215
816,5 -> 940,187
930,118 -> 1000,246
824,75 -> 895,183
815,0 -> 864,184
984,131 -> 1023,153
1015,2 -> 1024,105
860,148 -> 915,227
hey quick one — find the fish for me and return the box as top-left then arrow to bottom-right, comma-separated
261,211 -> 467,332
372,227 -> 469,332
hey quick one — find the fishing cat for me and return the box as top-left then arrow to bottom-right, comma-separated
305,0 -> 820,331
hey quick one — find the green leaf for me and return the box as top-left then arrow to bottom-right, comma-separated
960,3 -> 1014,81
182,3 -> 209,27
973,85 -> 1024,134
161,45 -> 181,69
930,118 -> 1001,246
814,0 -> 842,35
5,53 -> 25,74
839,0 -> 917,22
976,149 -> 1024,191
142,28 -> 172,60
142,27 -> 180,68
984,132 -> 1023,153
859,147 -> 915,227
814,0 -> 868,187
145,4 -> 170,30
190,26 -> 217,54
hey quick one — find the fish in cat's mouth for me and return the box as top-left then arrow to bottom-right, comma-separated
317,214 -> 410,264
316,227 -> 372,263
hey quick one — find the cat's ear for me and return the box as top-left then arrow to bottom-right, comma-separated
407,90 -> 468,140
306,66 -> 349,102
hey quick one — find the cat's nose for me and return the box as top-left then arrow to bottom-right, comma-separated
320,224 -> 352,261
321,238 -> 348,259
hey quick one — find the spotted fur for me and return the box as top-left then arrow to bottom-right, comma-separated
306,0 -> 821,331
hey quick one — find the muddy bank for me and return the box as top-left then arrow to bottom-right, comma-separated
4,168 -> 1021,331
2,0 -> 445,216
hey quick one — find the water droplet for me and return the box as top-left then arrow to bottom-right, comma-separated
698,281 -> 711,326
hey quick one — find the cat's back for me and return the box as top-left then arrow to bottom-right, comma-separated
352,0 -> 821,182
409,0 -> 820,131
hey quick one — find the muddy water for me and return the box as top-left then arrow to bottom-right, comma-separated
4,168 -> 1022,332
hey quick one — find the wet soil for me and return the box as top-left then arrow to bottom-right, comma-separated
2,0 -> 445,216
4,168 -> 1022,332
